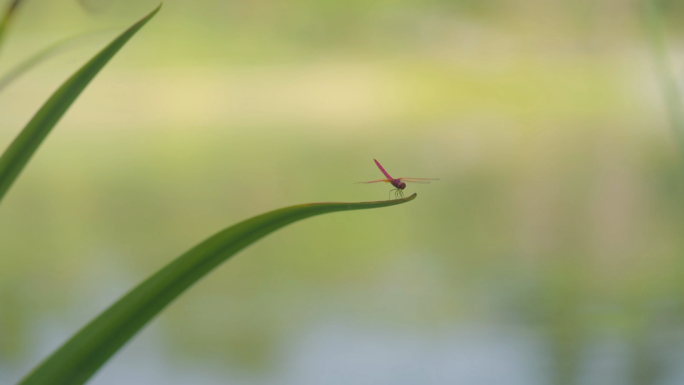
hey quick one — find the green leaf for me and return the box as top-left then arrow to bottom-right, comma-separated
0,30 -> 112,94
0,4 -> 161,205
644,0 -> 684,153
0,0 -> 22,52
19,194 -> 417,385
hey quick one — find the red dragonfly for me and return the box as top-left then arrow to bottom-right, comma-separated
357,159 -> 439,199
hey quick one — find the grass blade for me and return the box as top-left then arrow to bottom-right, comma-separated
0,30 -> 114,93
0,4 -> 161,205
19,194 -> 417,385
644,0 -> 684,152
0,0 -> 22,52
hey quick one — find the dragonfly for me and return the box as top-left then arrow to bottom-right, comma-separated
356,159 -> 439,200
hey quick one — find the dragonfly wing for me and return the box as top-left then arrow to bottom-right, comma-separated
401,180 -> 431,184
397,177 -> 440,181
355,178 -> 391,184
374,159 -> 394,180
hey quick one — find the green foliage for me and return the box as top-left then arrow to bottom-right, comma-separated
644,0 -> 684,153
0,3 -> 417,384
0,31 -> 105,93
19,194 -> 415,385
0,5 -> 161,205
0,0 -> 22,50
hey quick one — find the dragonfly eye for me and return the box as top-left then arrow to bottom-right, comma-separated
399,183 -> 406,189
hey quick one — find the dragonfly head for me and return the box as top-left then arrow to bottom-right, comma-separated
398,182 -> 406,189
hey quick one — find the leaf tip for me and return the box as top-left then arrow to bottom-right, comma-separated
149,3 -> 163,17
137,3 -> 163,26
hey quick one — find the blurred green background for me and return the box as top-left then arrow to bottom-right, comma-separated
2,0 -> 684,384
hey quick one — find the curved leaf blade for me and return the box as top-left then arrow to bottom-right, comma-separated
644,0 -> 684,154
0,30 -> 114,93
0,4 -> 161,205
19,194 -> 417,385
0,0 -> 22,52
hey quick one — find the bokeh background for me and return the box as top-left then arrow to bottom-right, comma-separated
1,0 -> 684,384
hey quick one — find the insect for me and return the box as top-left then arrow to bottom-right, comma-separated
356,159 -> 439,200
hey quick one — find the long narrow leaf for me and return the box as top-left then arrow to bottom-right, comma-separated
644,0 -> 684,153
0,4 -> 161,205
0,0 -> 22,52
0,30 -> 114,93
20,194 -> 417,385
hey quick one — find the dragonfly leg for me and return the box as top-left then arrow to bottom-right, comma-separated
388,189 -> 396,200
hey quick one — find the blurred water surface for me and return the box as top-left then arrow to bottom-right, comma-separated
2,0 -> 684,384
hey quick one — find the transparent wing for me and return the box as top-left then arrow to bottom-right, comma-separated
398,177 -> 440,181
355,178 -> 391,184
401,180 -> 431,184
